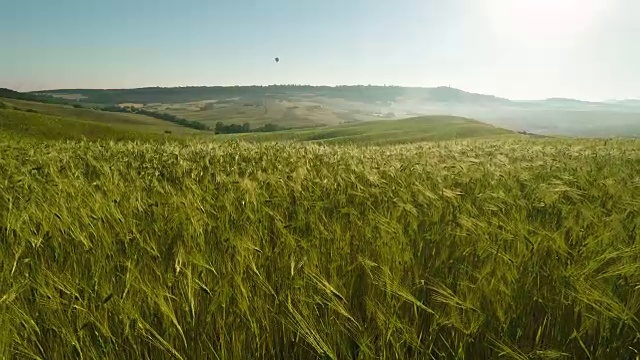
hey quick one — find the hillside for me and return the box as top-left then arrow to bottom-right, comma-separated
0,102 -> 513,144
1,98 -> 203,135
0,108 -> 167,141
34,86 -> 511,106
31,86 -> 640,137
226,115 -> 514,144
1,87 -> 84,106
143,98 -> 350,129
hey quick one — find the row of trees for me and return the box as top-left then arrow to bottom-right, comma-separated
101,106 -> 210,131
0,89 -> 288,135
103,106 -> 287,134
0,88 -> 75,106
214,122 -> 287,134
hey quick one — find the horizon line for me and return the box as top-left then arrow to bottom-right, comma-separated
7,85 -> 638,103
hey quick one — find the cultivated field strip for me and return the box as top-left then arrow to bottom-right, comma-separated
1,138 -> 639,359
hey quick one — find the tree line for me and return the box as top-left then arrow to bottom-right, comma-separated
214,122 -> 287,134
101,106 -> 210,131
0,88 -> 288,134
0,88 -> 75,106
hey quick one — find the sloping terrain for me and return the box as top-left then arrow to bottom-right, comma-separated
2,95 -> 516,145
1,97 -> 511,145
33,86 -> 640,137
143,98 -> 348,128
1,98 -> 200,134
0,108 -> 161,141
225,115 -> 514,144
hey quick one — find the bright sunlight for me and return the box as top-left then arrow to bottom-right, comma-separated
485,0 -> 607,42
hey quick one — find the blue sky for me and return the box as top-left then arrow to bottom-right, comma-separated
1,0 -> 639,100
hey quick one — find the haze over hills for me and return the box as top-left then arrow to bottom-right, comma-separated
29,85 -> 640,137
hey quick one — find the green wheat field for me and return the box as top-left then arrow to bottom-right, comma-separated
1,127 -> 639,358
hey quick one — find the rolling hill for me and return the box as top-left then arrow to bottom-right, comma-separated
0,97 -> 513,144
32,86 -> 511,105
224,116 -> 515,144
0,108 -> 162,141
0,98 -> 202,135
30,86 -> 640,137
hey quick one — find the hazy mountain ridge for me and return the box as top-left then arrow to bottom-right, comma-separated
22,86 -> 640,137
32,85 -> 638,108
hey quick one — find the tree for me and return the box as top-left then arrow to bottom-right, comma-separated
215,122 -> 225,134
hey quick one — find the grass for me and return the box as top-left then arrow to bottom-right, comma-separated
145,98 -> 386,129
224,115 -> 515,144
0,109 -> 170,142
1,134 -> 639,359
148,99 -> 328,129
1,98 -> 200,134
0,104 -> 512,146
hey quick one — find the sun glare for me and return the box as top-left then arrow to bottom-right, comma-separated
485,0 -> 607,43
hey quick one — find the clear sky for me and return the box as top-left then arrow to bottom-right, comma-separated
1,0 -> 638,100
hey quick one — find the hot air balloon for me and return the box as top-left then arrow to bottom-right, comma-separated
275,57 -> 280,63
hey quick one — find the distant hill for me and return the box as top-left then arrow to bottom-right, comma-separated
613,99 -> 640,105
1,87 -> 79,106
0,98 -> 202,134
538,98 -> 605,107
545,97 -> 600,104
19,86 -> 640,137
609,99 -> 640,110
0,100 -> 513,144
223,115 -> 514,145
417,86 -> 510,104
33,85 -> 512,106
